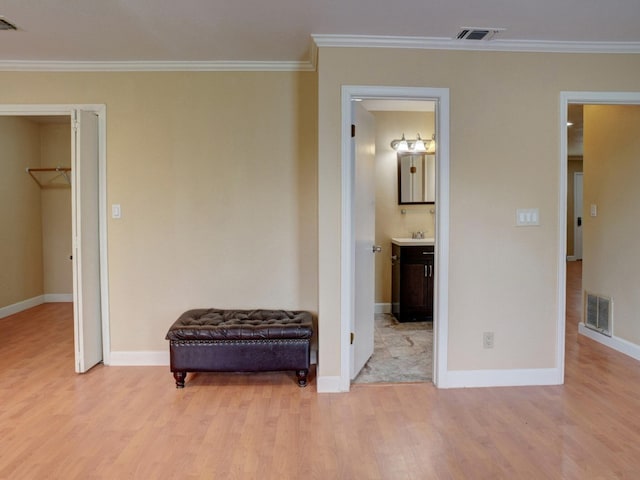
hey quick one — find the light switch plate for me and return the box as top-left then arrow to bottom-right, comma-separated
111,204 -> 121,219
590,204 -> 597,217
516,208 -> 539,226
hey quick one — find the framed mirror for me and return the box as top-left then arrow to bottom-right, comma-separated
398,152 -> 435,204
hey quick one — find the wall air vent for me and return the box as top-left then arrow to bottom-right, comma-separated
0,17 -> 17,30
585,292 -> 612,337
456,28 -> 504,41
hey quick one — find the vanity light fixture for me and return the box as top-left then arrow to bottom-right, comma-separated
393,133 -> 409,152
426,133 -> 436,154
413,134 -> 427,152
391,133 -> 436,153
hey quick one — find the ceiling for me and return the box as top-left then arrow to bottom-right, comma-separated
0,1 -> 639,69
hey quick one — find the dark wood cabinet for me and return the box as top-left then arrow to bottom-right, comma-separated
391,243 -> 434,322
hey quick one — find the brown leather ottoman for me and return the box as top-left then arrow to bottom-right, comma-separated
165,309 -> 313,388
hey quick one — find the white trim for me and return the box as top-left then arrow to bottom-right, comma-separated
312,35 -> 640,54
1,35 -> 636,74
559,91 -> 640,385
109,351 -> 169,366
557,98 -> 569,385
438,368 -> 561,389
316,376 -> 345,393
374,303 -> 391,314
340,86 -> 450,392
44,294 -> 73,303
0,296 -> 44,319
0,103 -> 111,368
579,323 -> 640,362
0,60 -> 316,72
566,256 -> 578,262
96,106 -> 111,366
573,172 -> 584,260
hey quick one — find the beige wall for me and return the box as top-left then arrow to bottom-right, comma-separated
373,111 -> 435,304
40,123 -> 73,295
0,71 -> 318,351
0,117 -> 43,307
318,48 -> 640,377
583,105 -> 640,345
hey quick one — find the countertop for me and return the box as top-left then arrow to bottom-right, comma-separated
391,237 -> 435,246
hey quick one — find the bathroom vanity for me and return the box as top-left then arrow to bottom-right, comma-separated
391,238 -> 434,322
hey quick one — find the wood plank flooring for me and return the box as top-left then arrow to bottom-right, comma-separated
2,263 -> 640,478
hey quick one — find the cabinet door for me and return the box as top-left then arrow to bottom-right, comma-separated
399,256 -> 434,322
424,255 -> 434,319
391,244 -> 401,318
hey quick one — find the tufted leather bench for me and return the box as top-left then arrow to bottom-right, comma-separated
165,309 -> 313,388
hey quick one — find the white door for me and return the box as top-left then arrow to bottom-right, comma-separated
351,104 -> 376,380
574,172 -> 583,260
72,110 -> 103,373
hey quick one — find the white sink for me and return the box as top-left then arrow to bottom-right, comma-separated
391,237 -> 435,246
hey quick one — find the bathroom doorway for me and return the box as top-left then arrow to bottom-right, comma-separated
339,86 -> 450,389
353,100 -> 436,384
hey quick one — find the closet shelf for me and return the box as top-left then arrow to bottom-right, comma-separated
26,167 -> 71,188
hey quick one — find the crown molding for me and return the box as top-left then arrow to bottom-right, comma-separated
0,34 -> 635,72
0,59 -> 316,72
311,34 -> 640,54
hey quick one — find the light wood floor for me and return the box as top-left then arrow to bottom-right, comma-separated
3,262 -> 640,479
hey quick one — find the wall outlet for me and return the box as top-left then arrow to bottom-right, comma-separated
483,331 -> 495,349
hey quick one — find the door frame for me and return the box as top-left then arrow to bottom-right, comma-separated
573,172 -> 583,260
0,103 -> 110,365
340,86 -> 450,390
559,91 -> 640,378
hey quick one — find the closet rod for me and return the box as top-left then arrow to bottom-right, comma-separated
26,166 -> 72,188
26,167 -> 71,172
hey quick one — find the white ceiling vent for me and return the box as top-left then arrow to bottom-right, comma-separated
456,28 -> 504,41
0,17 -> 17,30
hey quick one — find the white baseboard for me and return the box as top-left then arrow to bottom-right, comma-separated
44,293 -> 73,303
375,303 -> 391,314
0,294 -> 74,320
579,323 -> 640,362
0,295 -> 44,319
109,350 -> 170,366
317,375 -> 348,392
566,255 -> 577,261
437,367 -> 562,388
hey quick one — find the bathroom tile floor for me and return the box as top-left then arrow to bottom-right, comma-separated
353,313 -> 433,384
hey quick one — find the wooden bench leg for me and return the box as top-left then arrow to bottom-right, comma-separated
296,369 -> 309,387
173,371 -> 187,388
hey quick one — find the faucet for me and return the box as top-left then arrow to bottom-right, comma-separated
412,231 -> 425,239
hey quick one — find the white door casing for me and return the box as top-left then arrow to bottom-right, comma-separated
351,103 -> 376,380
72,109 -> 103,372
0,103 -> 110,372
574,172 -> 583,260
340,86 -> 450,391
559,92 -> 640,383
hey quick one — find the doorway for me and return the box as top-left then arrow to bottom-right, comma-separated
559,92 -> 640,374
339,86 -> 450,390
351,100 -> 436,384
0,104 -> 109,372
